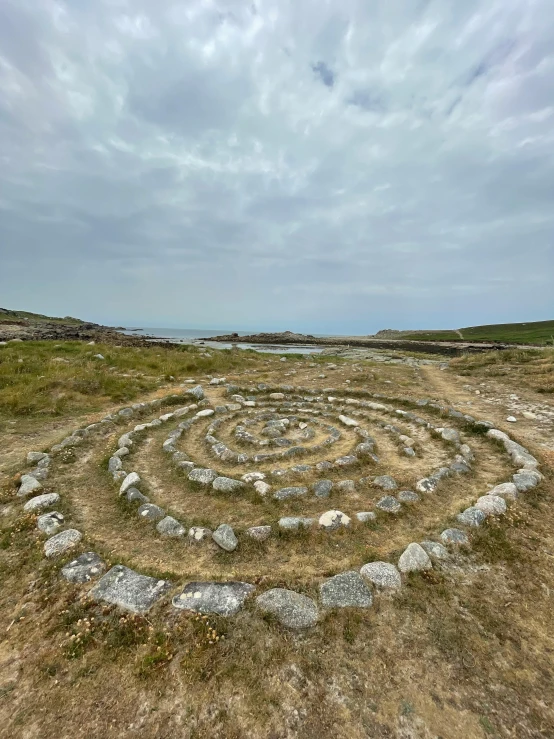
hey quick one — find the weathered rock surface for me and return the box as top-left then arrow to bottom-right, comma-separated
319,510 -> 351,530
373,475 -> 398,491
37,511 -> 64,535
475,495 -> 507,516
360,561 -> 401,589
398,543 -> 432,572
44,529 -> 82,558
255,588 -> 319,629
61,552 -> 106,583
173,581 -> 255,616
420,540 -> 449,560
457,507 -> 486,527
279,517 -> 314,530
120,472 -> 140,495
137,504 -> 165,521
156,516 -> 185,537
212,524 -> 238,551
90,565 -> 171,613
246,525 -> 272,541
188,468 -> 217,485
273,486 -> 308,501
319,571 -> 373,608
18,475 -> 42,497
23,492 -> 60,513
212,477 -> 244,493
440,528 -> 469,546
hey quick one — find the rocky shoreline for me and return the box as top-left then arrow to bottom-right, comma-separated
200,330 -> 534,356
0,319 -> 163,347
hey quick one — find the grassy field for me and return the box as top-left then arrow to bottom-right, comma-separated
0,308 -> 85,325
0,342 -> 553,738
387,320 -> 554,345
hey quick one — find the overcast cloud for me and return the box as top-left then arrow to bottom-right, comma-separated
0,0 -> 553,333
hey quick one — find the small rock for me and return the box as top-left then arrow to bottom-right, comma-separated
313,480 -> 333,498
37,511 -> 64,535
513,471 -> 541,492
188,526 -> 212,543
339,415 -> 358,427
156,516 -> 185,537
255,588 -> 319,629
440,528 -> 469,547
26,452 -> 47,464
420,541 -> 449,560
398,543 -> 432,573
188,468 -> 218,485
457,507 -> 486,527
23,493 -> 60,513
126,487 -> 149,504
62,552 -> 106,583
319,571 -> 373,608
360,561 -> 401,589
196,409 -> 215,418
488,482 -> 518,501
187,385 -> 205,400
119,472 -> 140,495
17,475 -> 42,497
398,490 -> 419,503
318,510 -> 351,531
506,416 -> 517,423
212,524 -> 238,552
356,511 -> 376,523
475,495 -> 507,516
376,496 -> 401,513
373,475 -> 398,491
44,529 -> 82,558
279,517 -> 314,530
254,480 -> 271,496
137,504 -> 165,521
246,525 -> 272,541
273,486 -> 308,501
212,477 -> 244,493
242,472 -> 266,483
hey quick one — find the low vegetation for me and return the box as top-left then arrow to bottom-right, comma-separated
451,347 -> 554,394
388,319 -> 554,346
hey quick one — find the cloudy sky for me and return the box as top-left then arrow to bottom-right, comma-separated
0,0 -> 553,334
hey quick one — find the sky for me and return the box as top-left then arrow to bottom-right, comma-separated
0,0 -> 553,334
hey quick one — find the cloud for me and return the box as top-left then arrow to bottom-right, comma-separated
0,0 -> 553,333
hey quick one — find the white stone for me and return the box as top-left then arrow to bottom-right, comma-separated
318,510 -> 351,531
506,416 -> 517,423
119,472 -> 141,495
18,475 -> 43,497
254,480 -> 271,496
475,495 -> 507,516
196,409 -> 215,418
360,561 -> 401,589
488,482 -> 518,501
339,415 -> 358,427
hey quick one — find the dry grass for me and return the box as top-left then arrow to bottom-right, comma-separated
451,348 -> 554,394
0,345 -> 553,738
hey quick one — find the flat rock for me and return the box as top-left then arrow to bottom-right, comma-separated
253,480 -> 271,496
173,581 -> 255,616
339,415 -> 358,427
212,477 -> 244,493
475,495 -> 507,516
376,496 -> 401,513
120,472 -> 140,495
188,526 -> 212,542
420,540 -> 449,560
27,451 -> 47,464
513,471 -> 541,492
44,529 -> 82,558
246,525 -> 272,541
313,479 -> 333,498
440,528 -> 469,547
398,490 -> 420,503
373,475 -> 398,491
319,510 -> 351,530
24,492 -> 60,513
196,409 -> 215,418
138,504 -> 165,521
279,517 -> 314,530
90,565 -> 171,613
440,428 -> 461,443
356,511 -> 376,523
188,468 -> 217,485
255,588 -> 319,629
61,552 -> 106,583
18,475 -> 43,497
457,507 -> 486,527
126,487 -> 149,504
37,511 -> 64,535
319,571 -> 373,609
488,482 -> 518,501
335,455 -> 358,467
398,543 -> 432,573
337,480 -> 356,493
360,561 -> 401,589
242,472 -> 266,482
212,524 -> 238,551
156,516 -> 185,537
273,486 -> 308,501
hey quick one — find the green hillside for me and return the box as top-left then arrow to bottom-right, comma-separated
392,320 -> 554,345
0,308 -> 84,325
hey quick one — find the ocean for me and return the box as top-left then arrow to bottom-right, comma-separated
118,327 -> 326,354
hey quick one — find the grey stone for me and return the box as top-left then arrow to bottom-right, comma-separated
416,477 -> 439,494
398,490 -> 420,503
188,468 -> 217,485
488,482 -> 518,501
114,447 -> 129,458
173,581 -> 255,616
337,479 -> 356,493
137,504 -> 165,521
373,475 -> 398,491
212,524 -> 238,552
316,460 -> 333,471
313,479 -> 333,498
360,561 -> 401,589
255,588 -> 319,629
356,511 -> 376,523
108,456 -> 123,474
126,487 -> 149,504
440,428 -> 461,443
90,565 -> 171,613
513,471 -> 541,492
450,460 -> 471,474
475,495 -> 507,516
273,486 -> 308,501
420,541 -> 449,560
37,511 -> 64,535
212,477 -> 245,493
319,571 -> 373,609
279,517 -> 314,530
187,385 -> 205,400
23,492 -> 60,513
120,472 -> 140,495
188,526 -> 212,543
27,451 -> 47,464
440,528 -> 470,546
457,507 -> 486,527
156,516 -> 186,537
17,475 -> 42,497
246,525 -> 272,541
44,529 -> 82,558
254,480 -> 271,496
61,552 -> 106,583
398,543 -> 432,573
118,434 -> 133,448
376,496 -> 401,513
